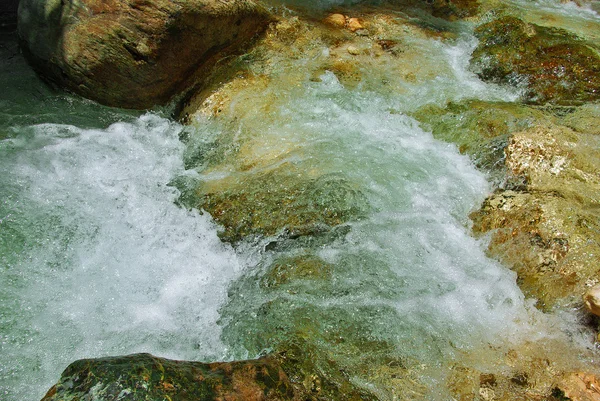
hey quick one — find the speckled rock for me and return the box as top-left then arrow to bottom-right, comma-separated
18,0 -> 272,109
471,124 -> 600,309
448,346 -> 600,401
41,353 -> 306,401
412,100 -> 552,182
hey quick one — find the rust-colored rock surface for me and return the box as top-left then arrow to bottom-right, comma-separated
18,0 -> 272,109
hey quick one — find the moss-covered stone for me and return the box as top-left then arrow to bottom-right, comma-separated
261,255 -> 334,288
41,353 -> 305,401
471,16 -> 600,105
428,0 -> 480,20
412,100 -> 551,181
193,167 -> 370,243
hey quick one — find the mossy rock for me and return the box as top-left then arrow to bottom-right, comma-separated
428,0 -> 480,20
471,16 -> 600,105
194,167 -> 371,243
261,254 -> 334,288
41,353 -> 304,401
412,100 -> 552,181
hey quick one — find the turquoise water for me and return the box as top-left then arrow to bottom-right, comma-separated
0,32 -> 244,399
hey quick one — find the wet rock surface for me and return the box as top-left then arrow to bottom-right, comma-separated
413,101 -> 550,182
470,123 -> 600,310
41,353 -> 306,401
17,0 -> 272,109
193,168 -> 370,243
414,98 -> 600,311
471,16 -> 600,105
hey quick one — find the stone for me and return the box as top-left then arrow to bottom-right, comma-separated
429,0 -> 479,20
471,124 -> 600,309
41,353 -> 306,401
190,166 -> 371,243
412,100 -> 552,182
562,103 -> 600,135
584,284 -> 600,316
555,372 -> 600,401
471,16 -> 600,105
323,13 -> 346,28
346,45 -> 360,55
447,339 -> 600,401
18,0 -> 272,109
346,17 -> 364,32
413,100 -> 600,309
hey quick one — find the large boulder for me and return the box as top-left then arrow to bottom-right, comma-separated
41,353 -> 306,401
17,0 -> 272,109
470,124 -> 600,310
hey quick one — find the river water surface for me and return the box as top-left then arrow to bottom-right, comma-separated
1,1 -> 598,399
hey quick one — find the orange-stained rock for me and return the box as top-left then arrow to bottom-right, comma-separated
556,372 -> 600,401
584,284 -> 600,317
323,13 -> 346,28
346,17 -> 364,32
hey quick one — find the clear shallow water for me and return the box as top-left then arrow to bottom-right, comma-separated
198,71 -> 540,398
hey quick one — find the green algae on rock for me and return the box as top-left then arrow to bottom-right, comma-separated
17,0 -> 272,109
470,16 -> 600,105
412,100 -> 552,181
41,353 -> 306,401
193,168 -> 371,243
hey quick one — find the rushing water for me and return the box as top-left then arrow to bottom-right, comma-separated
0,1 -> 597,399
0,32 -> 244,399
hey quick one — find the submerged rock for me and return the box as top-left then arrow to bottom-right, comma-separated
447,341 -> 600,401
41,353 -> 305,401
221,252 -> 427,400
471,16 -> 600,105
428,0 -> 479,20
17,0 -> 272,109
194,167 -> 371,243
555,372 -> 600,401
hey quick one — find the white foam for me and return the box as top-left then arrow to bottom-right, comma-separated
0,114 -> 241,400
